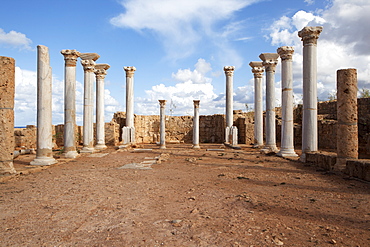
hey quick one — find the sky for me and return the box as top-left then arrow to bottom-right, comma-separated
0,0 -> 369,126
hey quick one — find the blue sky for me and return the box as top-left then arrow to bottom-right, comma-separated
0,0 -> 369,126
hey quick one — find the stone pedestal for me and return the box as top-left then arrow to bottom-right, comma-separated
0,56 -> 16,174
298,26 -> 323,161
249,62 -> 264,148
124,66 -> 136,128
193,100 -> 200,149
224,66 -> 235,132
159,100 -> 166,149
31,45 -> 57,166
94,64 -> 110,150
61,49 -> 80,159
336,69 -> 358,170
259,53 -> 279,153
80,53 -> 100,153
277,46 -> 297,157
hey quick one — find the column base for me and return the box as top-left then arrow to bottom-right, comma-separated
0,161 -> 17,174
62,151 -> 80,159
260,145 -> 279,154
334,158 -> 347,171
192,144 -> 200,149
159,145 -> 166,149
253,143 -> 264,148
95,144 -> 107,150
277,149 -> 298,157
30,156 -> 57,166
80,147 -> 95,153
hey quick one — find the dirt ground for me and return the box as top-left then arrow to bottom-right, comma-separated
1,144 -> 369,246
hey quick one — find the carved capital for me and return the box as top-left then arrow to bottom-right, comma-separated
249,61 -> 264,78
277,46 -> 294,60
298,26 -> 323,46
79,53 -> 100,61
159,100 -> 166,108
193,100 -> 200,108
61,49 -> 80,67
94,64 -> 110,79
124,66 -> 136,78
259,53 -> 279,72
223,66 -> 235,77
81,59 -> 95,72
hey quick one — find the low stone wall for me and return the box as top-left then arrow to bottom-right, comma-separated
345,159 -> 370,181
305,151 -> 337,171
14,125 -> 37,149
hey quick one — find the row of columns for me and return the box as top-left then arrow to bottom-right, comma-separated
247,26 -> 322,158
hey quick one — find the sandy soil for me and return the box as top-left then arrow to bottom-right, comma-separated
1,144 -> 369,246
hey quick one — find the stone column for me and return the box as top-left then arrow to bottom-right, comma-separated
224,66 -> 235,128
94,64 -> 110,150
159,100 -> 166,149
61,49 -> 80,159
80,53 -> 100,153
336,69 -> 358,170
31,45 -> 57,166
124,66 -> 136,128
259,53 -> 279,153
277,46 -> 298,157
193,100 -> 200,149
298,26 -> 323,161
249,61 -> 264,148
0,56 -> 16,174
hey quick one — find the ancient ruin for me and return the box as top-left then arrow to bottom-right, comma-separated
30,45 -> 57,166
259,53 -> 279,153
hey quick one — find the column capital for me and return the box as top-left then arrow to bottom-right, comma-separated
80,53 -> 100,61
223,66 -> 235,76
81,59 -> 96,72
298,26 -> 323,46
259,53 -> 279,72
61,49 -> 80,67
193,100 -> 200,108
124,66 -> 136,78
277,46 -> 294,60
94,64 -> 110,79
249,61 -> 264,78
159,100 -> 166,108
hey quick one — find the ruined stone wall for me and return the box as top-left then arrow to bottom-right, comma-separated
14,125 -> 37,149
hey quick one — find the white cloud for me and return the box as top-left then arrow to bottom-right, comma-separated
304,0 -> 315,5
110,0 -> 259,63
0,28 -> 32,50
14,67 -> 122,126
265,0 -> 370,102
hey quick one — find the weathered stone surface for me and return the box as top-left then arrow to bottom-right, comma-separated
345,159 -> 370,181
0,58 -> 16,174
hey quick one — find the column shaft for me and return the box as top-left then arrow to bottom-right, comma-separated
249,62 -> 264,147
259,53 -> 279,152
336,68 -> 358,170
298,26 -> 322,160
193,100 -> 200,149
61,50 -> 79,158
159,100 -> 166,149
124,66 -> 136,128
0,56 -> 16,174
277,46 -> 297,157
224,66 -> 235,128
31,45 -> 57,165
95,64 -> 110,149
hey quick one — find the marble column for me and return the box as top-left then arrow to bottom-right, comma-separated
249,61 -> 264,148
124,66 -> 136,128
277,46 -> 298,157
298,26 -> 323,161
159,100 -> 166,149
259,53 -> 279,153
193,100 -> 200,149
94,64 -> 110,150
224,66 -> 235,128
31,45 -> 57,166
61,49 -> 80,159
0,56 -> 17,174
80,53 -> 100,153
336,69 -> 358,170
